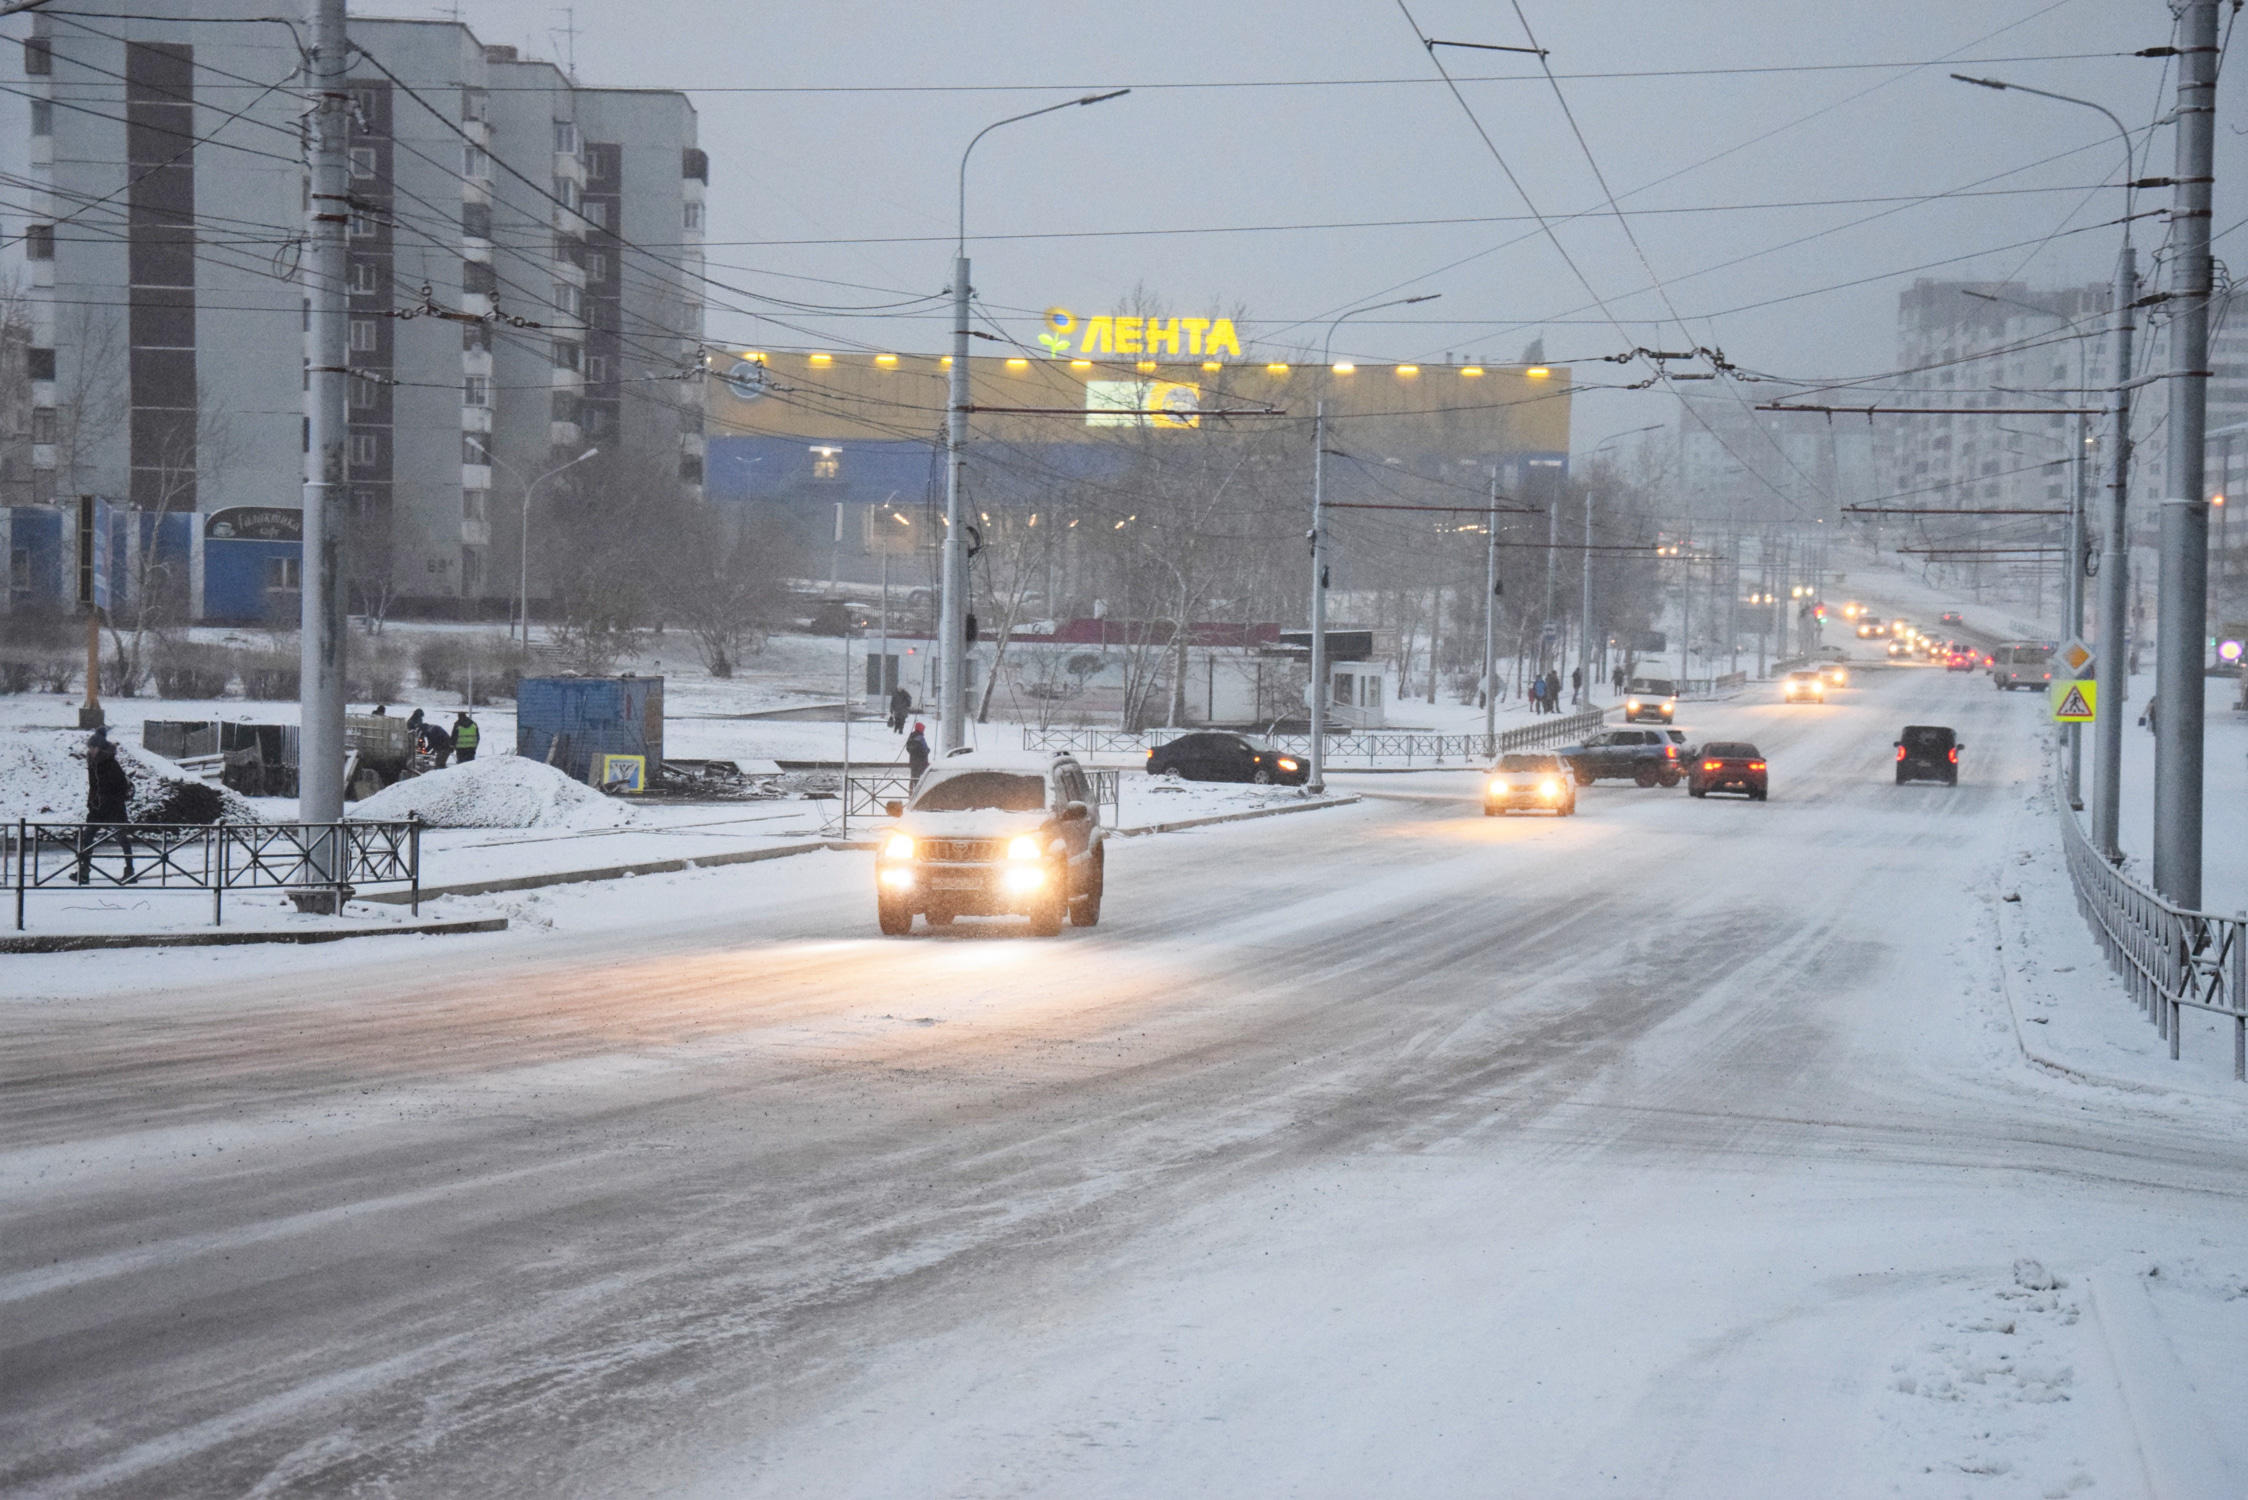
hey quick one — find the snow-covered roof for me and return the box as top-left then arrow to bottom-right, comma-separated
923,748 -> 1069,777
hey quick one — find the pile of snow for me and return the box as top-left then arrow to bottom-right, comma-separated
351,753 -> 631,829
0,729 -> 255,824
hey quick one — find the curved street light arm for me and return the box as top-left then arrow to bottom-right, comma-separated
957,90 -> 1129,255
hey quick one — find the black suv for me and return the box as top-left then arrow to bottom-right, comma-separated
1146,731 -> 1307,785
875,751 -> 1106,935
1895,725 -> 1961,785
1557,727 -> 1683,787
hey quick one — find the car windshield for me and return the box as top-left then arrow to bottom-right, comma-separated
1705,742 -> 1758,758
1902,727 -> 1955,749
1631,680 -> 1676,696
1496,754 -> 1556,772
912,771 -> 1048,813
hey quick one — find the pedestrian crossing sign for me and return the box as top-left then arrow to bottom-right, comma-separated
2049,680 -> 2095,722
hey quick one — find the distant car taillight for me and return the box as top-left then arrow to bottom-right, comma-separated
1896,745 -> 1907,762
1702,760 -> 1720,772
1948,747 -> 1959,764
1666,744 -> 1677,759
1749,761 -> 1766,771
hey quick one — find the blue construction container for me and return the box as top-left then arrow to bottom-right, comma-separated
515,676 -> 664,791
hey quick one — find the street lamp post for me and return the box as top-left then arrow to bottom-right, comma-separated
507,447 -> 599,647
941,89 -> 1128,754
1308,294 -> 1439,793
1582,425 -> 1661,707
1952,72 -> 2141,863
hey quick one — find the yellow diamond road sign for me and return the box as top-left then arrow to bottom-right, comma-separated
2050,680 -> 2096,722
2057,637 -> 2094,675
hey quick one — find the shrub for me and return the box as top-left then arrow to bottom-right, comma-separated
415,637 -> 467,692
348,640 -> 406,702
34,655 -> 78,694
240,654 -> 300,700
0,659 -> 33,694
153,642 -> 236,700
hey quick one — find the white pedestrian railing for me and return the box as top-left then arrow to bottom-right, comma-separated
1022,709 -> 1609,766
2058,792 -> 2247,1080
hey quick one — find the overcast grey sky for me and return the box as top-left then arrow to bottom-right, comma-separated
169,2 -> 2248,451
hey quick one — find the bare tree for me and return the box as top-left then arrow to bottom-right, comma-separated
677,505 -> 800,677
106,385 -> 236,693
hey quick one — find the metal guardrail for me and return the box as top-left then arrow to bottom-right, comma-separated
8,818 -> 423,929
1681,671 -> 1750,698
1022,708 -> 1609,765
2058,796 -> 2247,1080
835,768 -> 1120,834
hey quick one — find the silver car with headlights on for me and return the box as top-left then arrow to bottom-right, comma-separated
874,750 -> 1106,936
1483,752 -> 1577,816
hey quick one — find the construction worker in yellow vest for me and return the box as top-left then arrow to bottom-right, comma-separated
453,711 -> 481,763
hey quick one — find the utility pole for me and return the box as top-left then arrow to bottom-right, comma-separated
2152,0 -> 2217,908
2094,274 -> 2140,858
1579,488 -> 1594,705
1482,473 -> 1498,747
941,90 -> 1127,755
1543,495 -> 1559,671
299,0 -> 350,894
939,251 -> 970,754
2066,410 -> 2088,809
1309,401 -> 1329,792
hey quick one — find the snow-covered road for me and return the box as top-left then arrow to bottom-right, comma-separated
6,668 -> 2247,1498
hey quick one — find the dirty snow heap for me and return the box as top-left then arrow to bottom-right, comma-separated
351,754 -> 630,829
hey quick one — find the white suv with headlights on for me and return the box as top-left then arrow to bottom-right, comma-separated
874,750 -> 1106,936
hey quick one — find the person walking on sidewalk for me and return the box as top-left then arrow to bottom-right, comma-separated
905,721 -> 931,787
887,685 -> 911,734
452,710 -> 480,762
74,727 -> 136,885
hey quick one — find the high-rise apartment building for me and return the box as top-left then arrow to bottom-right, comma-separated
5,2 -> 704,621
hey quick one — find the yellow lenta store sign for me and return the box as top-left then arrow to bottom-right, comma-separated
1040,308 -> 1242,360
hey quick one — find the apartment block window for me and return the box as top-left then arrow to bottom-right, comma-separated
550,391 -> 579,424
682,147 -> 709,183
552,283 -> 582,316
584,353 -> 609,383
463,433 -> 490,465
679,455 -> 704,484
24,36 -> 51,74
683,202 -> 704,230
583,404 -> 612,435
581,201 -> 608,229
349,146 -> 376,180
348,261 -> 379,294
464,375 -> 490,407
552,340 -> 580,370
462,489 -> 488,523
25,224 -> 53,259
31,407 -> 56,443
810,445 -> 841,481
27,348 -> 55,381
349,319 -> 378,352
461,86 -> 487,122
266,555 -> 302,592
349,374 -> 378,409
552,119 -> 578,154
30,99 -> 52,135
586,252 -> 610,282
347,210 -> 374,238
462,261 -> 496,296
552,176 -> 579,211
352,433 -> 381,466
461,546 -> 484,591
462,144 -> 491,179
461,201 -> 492,239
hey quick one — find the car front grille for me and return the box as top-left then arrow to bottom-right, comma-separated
924,838 -> 1005,863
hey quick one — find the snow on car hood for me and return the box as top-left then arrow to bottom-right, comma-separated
899,808 -> 1052,839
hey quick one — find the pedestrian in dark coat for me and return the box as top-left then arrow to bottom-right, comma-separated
905,721 -> 931,786
74,728 -> 136,884
422,720 -> 455,768
1545,668 -> 1563,710
887,685 -> 912,734
1528,676 -> 1545,713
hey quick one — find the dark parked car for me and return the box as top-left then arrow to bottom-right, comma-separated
1146,730 -> 1307,785
1895,724 -> 1961,785
1557,727 -> 1682,787
1689,741 -> 1768,800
